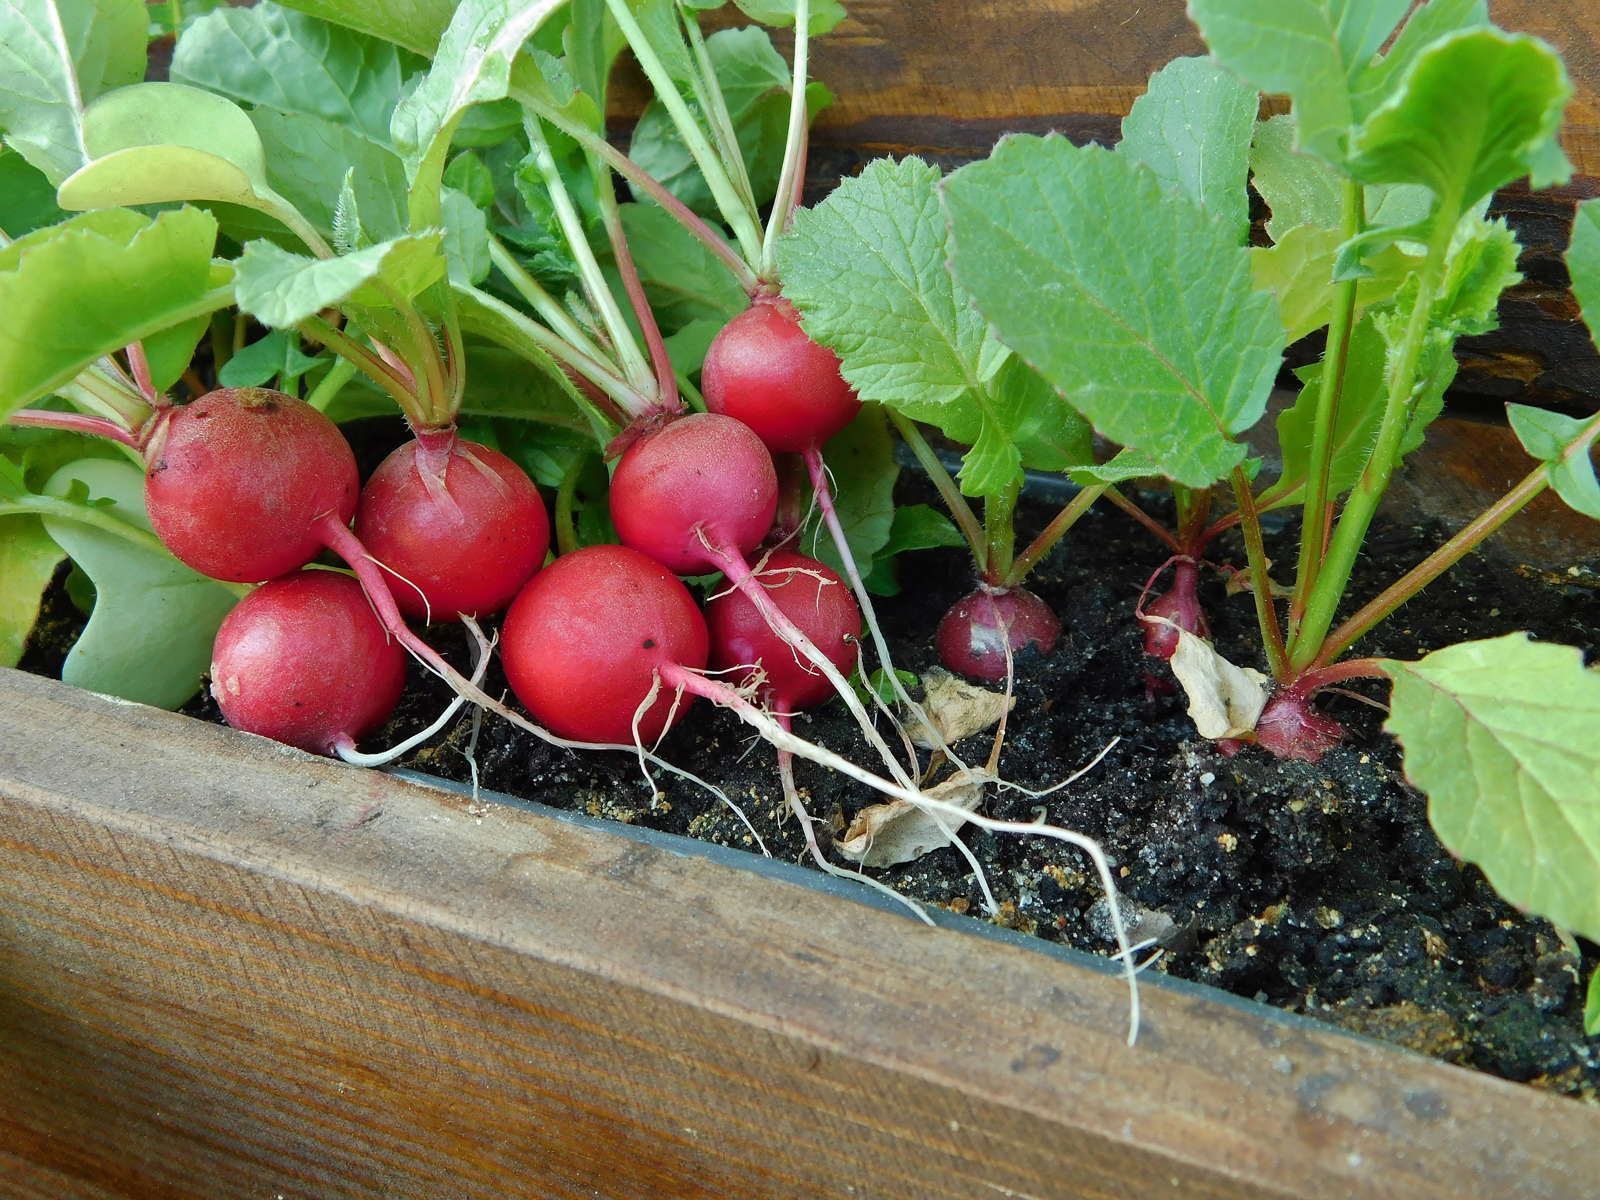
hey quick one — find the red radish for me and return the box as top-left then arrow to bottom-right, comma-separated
144,387 -> 357,582
707,550 -> 861,710
355,432 -> 550,620
936,586 -> 1060,681
501,544 -> 709,744
608,411 -> 778,574
1141,558 -> 1208,660
702,297 -> 860,453
210,571 -> 405,755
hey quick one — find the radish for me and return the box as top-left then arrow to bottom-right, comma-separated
209,571 -> 405,755
936,586 -> 1061,682
143,387 -> 358,583
1140,557 -> 1208,661
500,544 -> 708,744
706,549 -> 860,711
355,430 -> 550,620
702,297 -> 860,454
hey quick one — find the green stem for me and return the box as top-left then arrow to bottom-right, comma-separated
1311,412 -> 1598,668
1231,464 -> 1288,679
888,412 -> 986,570
982,476 -> 1020,586
57,364 -> 153,428
1005,484 -> 1107,588
1289,177 -> 1365,637
513,87 -> 760,293
601,0 -> 766,262
680,2 -> 759,216
265,195 -> 334,260
301,317 -> 423,424
554,457 -> 584,556
1289,204 -> 1459,674
522,115 -> 655,394
305,355 -> 358,412
488,236 -> 610,364
761,0 -> 811,272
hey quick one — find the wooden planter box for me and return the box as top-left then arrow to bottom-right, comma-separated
6,3 -> 1600,1197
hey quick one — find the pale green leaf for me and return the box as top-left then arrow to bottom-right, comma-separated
171,2 -> 423,144
272,0 -> 454,57
250,108 -> 410,242
1251,223 -> 1415,341
777,156 -> 985,430
1189,0 -> 1410,164
56,81 -> 310,234
1565,198 -> 1600,348
944,135 -> 1283,487
1348,29 -> 1571,218
1118,56 -> 1257,244
234,232 -> 445,327
0,0 -> 146,184
0,206 -> 229,416
732,0 -> 845,35
1384,634 -> 1600,944
0,512 -> 64,667
1507,405 -> 1600,521
390,0 -> 565,225
1586,969 -> 1600,1038
40,458 -> 238,708
1069,447 -> 1163,486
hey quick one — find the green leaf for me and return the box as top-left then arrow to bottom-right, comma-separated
778,157 -> 986,435
234,233 -> 444,327
1189,0 -> 1411,164
860,504 -> 964,597
390,0 -> 566,226
1586,969 -> 1600,1038
141,315 -> 211,396
620,201 -> 746,332
38,458 -> 238,708
444,150 -> 496,210
0,146 -> 67,239
1251,223 -> 1415,342
144,0 -> 230,37
732,0 -> 845,35
0,511 -> 64,667
441,185 -> 491,285
963,356 -> 1094,496
171,2 -> 423,144
1274,313 -> 1451,503
1384,634 -> 1600,945
663,316 -> 723,377
628,25 -> 830,216
1507,406 -> 1600,521
1348,29 -> 1571,219
56,81 -> 314,238
0,206 -> 229,416
0,0 -> 147,185
1117,56 -> 1257,245
803,406 -> 897,581
1565,198 -> 1600,347
1069,447 -> 1164,486
271,0 -> 454,57
944,135 -> 1283,487
218,330 -> 324,389
250,108 -> 410,242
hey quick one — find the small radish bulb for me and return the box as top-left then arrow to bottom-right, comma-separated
210,572 -> 406,755
936,586 -> 1060,681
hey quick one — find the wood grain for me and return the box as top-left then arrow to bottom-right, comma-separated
2,668 -> 1598,1199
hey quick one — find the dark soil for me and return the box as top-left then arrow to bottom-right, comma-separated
21,430 -> 1600,1097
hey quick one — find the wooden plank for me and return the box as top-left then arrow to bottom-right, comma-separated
1,669 -> 1597,1199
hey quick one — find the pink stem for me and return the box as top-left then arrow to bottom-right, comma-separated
1293,657 -> 1388,694
125,342 -> 158,403
600,195 -> 681,414
8,408 -> 144,449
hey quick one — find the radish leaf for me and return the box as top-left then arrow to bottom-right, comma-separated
1384,635 -> 1600,944
0,509 -> 62,667
1507,407 -> 1600,521
270,0 -> 454,57
944,136 -> 1282,487
233,232 -> 444,326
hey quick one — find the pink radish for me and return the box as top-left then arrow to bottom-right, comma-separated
355,431 -> 550,620
210,571 -> 405,755
936,586 -> 1060,681
143,387 -> 357,583
706,549 -> 861,711
702,297 -> 860,453
501,544 -> 709,744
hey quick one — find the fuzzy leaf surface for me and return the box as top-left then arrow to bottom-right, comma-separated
234,232 -> 444,326
944,136 -> 1282,487
1384,634 -> 1600,944
0,207 -> 228,416
1117,56 -> 1257,245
